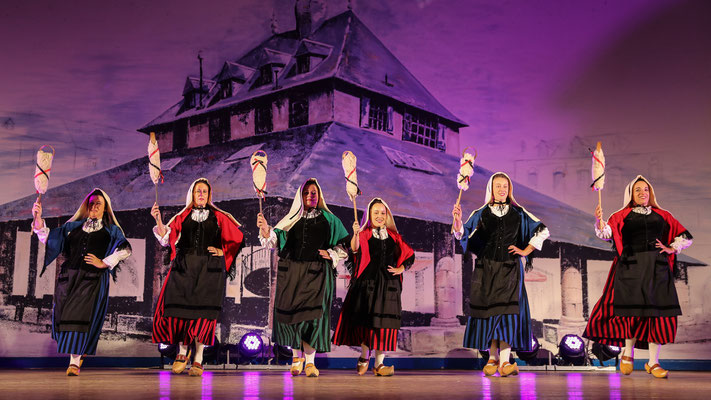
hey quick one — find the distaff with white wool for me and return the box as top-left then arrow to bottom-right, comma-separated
452,172 -> 549,377
32,189 -> 132,376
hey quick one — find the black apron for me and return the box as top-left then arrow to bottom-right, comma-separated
54,226 -> 111,333
344,236 -> 404,329
613,211 -> 681,317
163,211 -> 226,320
468,207 -> 522,319
274,214 -> 332,324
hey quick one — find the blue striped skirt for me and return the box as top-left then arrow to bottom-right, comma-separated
463,264 -> 532,351
52,271 -> 111,356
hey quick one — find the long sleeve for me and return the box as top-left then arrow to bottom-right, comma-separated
453,225 -> 464,240
259,227 -> 278,249
528,227 -> 550,251
670,234 -> 693,254
33,219 -> 50,244
327,244 -> 348,269
153,225 -> 171,247
102,248 -> 132,270
595,222 -> 612,240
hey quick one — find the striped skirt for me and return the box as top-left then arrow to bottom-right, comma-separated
152,269 -> 217,345
463,270 -> 532,351
52,271 -> 110,355
333,322 -> 398,351
584,260 -> 677,348
272,267 -> 334,353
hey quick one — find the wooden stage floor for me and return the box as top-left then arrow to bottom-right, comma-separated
1,368 -> 709,399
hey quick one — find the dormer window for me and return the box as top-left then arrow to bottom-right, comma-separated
215,62 -> 252,101
296,55 -> 311,74
257,65 -> 274,86
221,81 -> 233,99
291,40 -> 331,76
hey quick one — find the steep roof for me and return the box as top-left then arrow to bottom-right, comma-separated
140,10 -> 465,132
3,122 -> 702,267
216,62 -> 255,83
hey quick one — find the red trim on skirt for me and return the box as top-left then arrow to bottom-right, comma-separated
152,269 -> 217,345
584,260 -> 677,348
333,312 -> 398,351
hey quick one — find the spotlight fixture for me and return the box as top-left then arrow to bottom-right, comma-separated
238,331 -> 264,360
516,336 -> 541,364
558,334 -> 586,366
591,342 -> 622,365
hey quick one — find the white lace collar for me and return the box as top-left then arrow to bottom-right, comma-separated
191,208 -> 210,222
372,226 -> 389,240
82,218 -> 103,233
631,206 -> 652,215
304,208 -> 322,219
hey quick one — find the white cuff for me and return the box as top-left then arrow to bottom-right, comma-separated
33,219 -> 49,244
595,223 -> 612,240
259,228 -> 277,249
453,225 -> 464,240
327,245 -> 347,269
670,235 -> 693,254
102,248 -> 132,270
528,227 -> 550,251
153,225 -> 171,247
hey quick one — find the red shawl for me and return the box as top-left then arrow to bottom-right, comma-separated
167,206 -> 244,272
607,207 -> 688,271
355,227 -> 414,279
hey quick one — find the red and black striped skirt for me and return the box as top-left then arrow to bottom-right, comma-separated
584,260 -> 677,348
333,313 -> 398,351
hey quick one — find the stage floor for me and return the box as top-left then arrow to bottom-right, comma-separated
1,369 -> 709,399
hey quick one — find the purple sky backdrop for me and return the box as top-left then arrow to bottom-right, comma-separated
1,0 -> 710,262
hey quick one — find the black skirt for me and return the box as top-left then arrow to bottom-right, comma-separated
468,257 -> 520,318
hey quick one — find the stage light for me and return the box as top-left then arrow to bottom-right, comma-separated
591,342 -> 622,364
238,332 -> 264,359
558,334 -> 586,366
516,336 -> 541,364
272,343 -> 293,364
158,343 -> 177,359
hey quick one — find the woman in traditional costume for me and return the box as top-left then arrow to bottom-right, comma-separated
584,175 -> 692,378
31,189 -> 132,376
452,172 -> 549,377
333,198 -> 415,376
151,178 -> 244,377
256,178 -> 349,377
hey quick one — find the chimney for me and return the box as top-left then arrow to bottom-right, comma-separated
295,0 -> 327,39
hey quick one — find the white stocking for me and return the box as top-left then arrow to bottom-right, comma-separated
489,339 -> 499,361
194,341 -> 205,364
499,341 -> 512,367
70,354 -> 81,366
622,338 -> 636,363
303,342 -> 316,365
648,342 -> 661,366
375,350 -> 385,366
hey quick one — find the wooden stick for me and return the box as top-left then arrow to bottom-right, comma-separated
352,197 -> 358,223
597,190 -> 604,231
38,193 -> 42,204
452,189 -> 463,228
259,196 -> 263,215
154,184 -> 158,205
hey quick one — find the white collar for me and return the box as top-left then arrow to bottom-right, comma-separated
304,208 -> 322,219
488,203 -> 510,217
191,208 -> 210,222
372,226 -> 389,239
631,206 -> 652,215
82,218 -> 103,233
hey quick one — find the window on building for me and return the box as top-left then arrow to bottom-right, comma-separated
403,111 -> 439,149
289,97 -> 309,128
256,65 -> 273,87
220,81 -> 232,99
173,120 -> 188,150
368,101 -> 389,132
254,103 -> 272,135
209,111 -> 230,144
296,55 -> 310,74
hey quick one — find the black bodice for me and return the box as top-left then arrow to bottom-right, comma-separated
279,214 -> 330,262
621,211 -> 668,253
176,210 -> 222,255
64,225 -> 112,270
478,207 -> 521,261
358,235 -> 399,282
